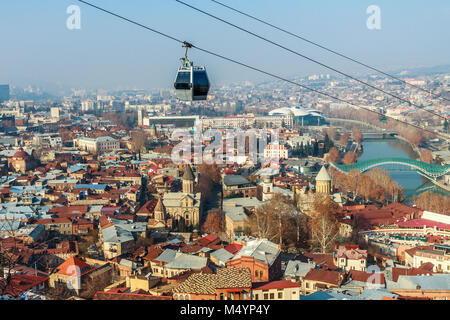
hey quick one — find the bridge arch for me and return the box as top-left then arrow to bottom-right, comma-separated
330,157 -> 450,180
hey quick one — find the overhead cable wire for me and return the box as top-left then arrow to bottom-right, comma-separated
175,0 -> 446,120
210,0 -> 450,103
77,0 -> 448,140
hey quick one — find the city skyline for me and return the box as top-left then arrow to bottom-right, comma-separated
1,0 -> 449,91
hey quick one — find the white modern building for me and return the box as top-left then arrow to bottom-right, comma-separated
74,136 -> 120,154
32,133 -> 63,149
81,99 -> 95,112
269,106 -> 326,126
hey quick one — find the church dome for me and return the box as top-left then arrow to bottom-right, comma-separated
13,148 -> 29,159
316,165 -> 331,181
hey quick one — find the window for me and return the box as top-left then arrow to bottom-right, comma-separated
269,293 -> 274,300
278,292 -> 283,299
255,270 -> 258,277
263,293 -> 268,300
260,271 -> 263,278
254,294 -> 259,300
174,71 -> 191,89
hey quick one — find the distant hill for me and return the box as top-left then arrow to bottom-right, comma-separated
392,64 -> 450,77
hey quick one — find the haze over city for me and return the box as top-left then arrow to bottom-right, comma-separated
1,0 -> 449,91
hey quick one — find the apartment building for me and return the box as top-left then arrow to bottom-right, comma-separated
74,136 -> 120,154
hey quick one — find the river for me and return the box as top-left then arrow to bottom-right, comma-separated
359,137 -> 449,203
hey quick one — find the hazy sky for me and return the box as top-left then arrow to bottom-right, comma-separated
1,0 -> 449,92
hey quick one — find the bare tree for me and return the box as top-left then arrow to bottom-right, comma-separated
342,151 -> 358,165
326,127 -> 338,141
309,212 -> 339,254
308,195 -> 340,253
325,147 -> 341,163
249,194 -> 301,246
420,149 -> 433,164
352,127 -> 363,144
415,191 -> 450,215
249,206 -> 277,242
0,221 -> 21,297
201,209 -> 225,235
339,132 -> 350,146
131,131 -> 148,153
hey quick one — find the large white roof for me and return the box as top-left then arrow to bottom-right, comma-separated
268,106 -> 324,117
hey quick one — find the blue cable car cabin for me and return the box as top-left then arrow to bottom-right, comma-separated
174,42 -> 210,101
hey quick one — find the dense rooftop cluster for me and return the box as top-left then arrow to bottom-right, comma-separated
0,71 -> 449,301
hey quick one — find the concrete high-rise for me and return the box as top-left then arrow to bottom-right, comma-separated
137,108 -> 143,126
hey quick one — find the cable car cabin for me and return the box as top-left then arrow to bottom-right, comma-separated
174,65 -> 210,101
174,42 -> 210,101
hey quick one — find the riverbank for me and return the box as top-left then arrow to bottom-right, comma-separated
393,134 -> 420,158
357,139 -> 425,203
427,177 -> 450,192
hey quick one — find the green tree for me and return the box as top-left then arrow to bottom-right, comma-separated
313,141 -> 319,157
324,133 -> 334,152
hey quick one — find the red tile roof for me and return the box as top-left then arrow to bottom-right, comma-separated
348,270 -> 385,285
49,205 -> 89,215
12,149 -> 29,158
224,243 -> 243,255
180,244 -> 204,254
303,269 -> 344,286
137,199 -> 157,215
404,245 -> 435,259
0,274 -> 48,297
93,291 -> 172,300
168,266 -> 215,283
344,202 -> 421,230
54,257 -> 95,277
252,280 -> 301,290
35,217 -> 72,225
198,234 -> 218,246
391,264 -> 434,282
336,246 -> 367,260
143,246 -> 164,262
397,219 -> 450,230
296,252 -> 337,270
10,265 -> 48,278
